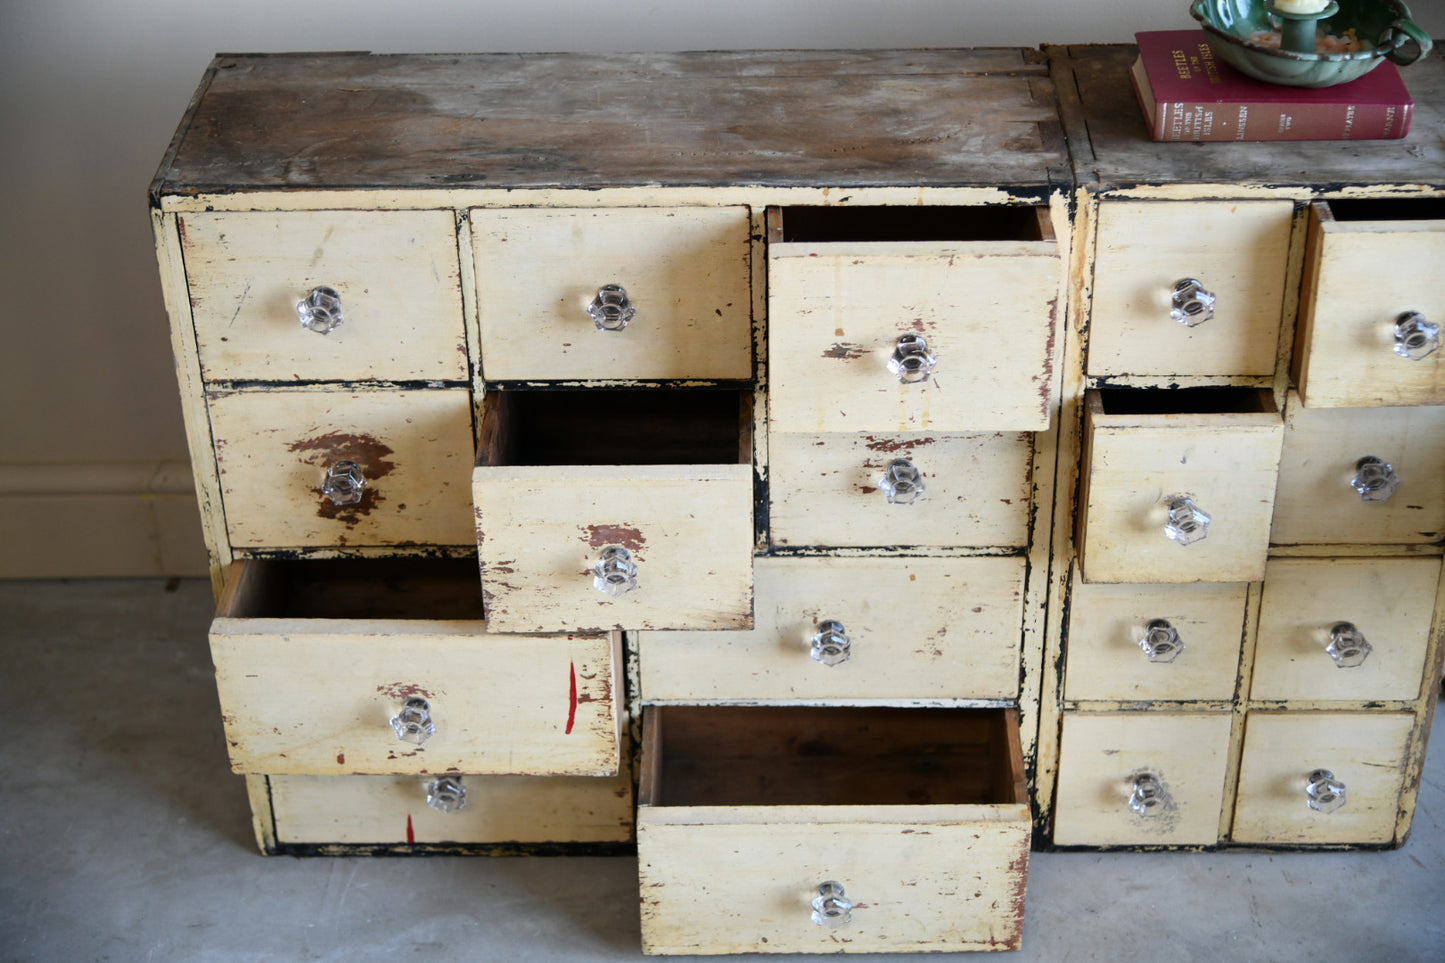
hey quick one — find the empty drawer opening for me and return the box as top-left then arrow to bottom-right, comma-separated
1322,197 -> 1445,222
769,205 -> 1052,243
219,557 -> 486,621
478,389 -> 751,467
1094,386 -> 1275,416
641,706 -> 1024,808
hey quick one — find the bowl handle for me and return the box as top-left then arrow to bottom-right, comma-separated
1385,19 -> 1432,66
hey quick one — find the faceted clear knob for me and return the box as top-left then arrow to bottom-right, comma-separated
588,284 -> 635,332
390,696 -> 436,745
1129,772 -> 1171,816
1351,456 -> 1401,502
1326,621 -> 1373,668
1139,618 -> 1185,663
322,460 -> 366,506
425,775 -> 466,814
811,881 -> 852,928
810,620 -> 852,666
592,545 -> 639,597
879,458 -> 926,504
1393,311 -> 1440,360
297,285 -> 344,334
1306,769 -> 1346,813
1170,278 -> 1216,327
1164,496 -> 1210,545
888,333 -> 937,384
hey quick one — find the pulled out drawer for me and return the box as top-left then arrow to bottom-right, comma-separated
473,388 -> 754,632
211,558 -> 622,776
638,706 -> 1029,954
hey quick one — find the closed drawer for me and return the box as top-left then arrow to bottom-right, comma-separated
1250,557 -> 1440,703
473,389 -> 753,632
768,431 -> 1032,549
1272,390 -> 1445,545
639,555 -> 1025,703
1231,711 -> 1414,845
208,387 -> 476,548
210,558 -> 622,776
767,206 -> 1061,433
268,770 -> 635,847
471,206 -> 752,381
1063,569 -> 1248,703
1078,388 -> 1283,583
1051,711 -> 1232,847
1087,199 -> 1293,378
179,210 -> 467,383
638,706 -> 1029,954
1295,199 -> 1445,407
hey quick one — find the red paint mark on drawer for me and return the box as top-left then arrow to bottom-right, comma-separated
406,814 -> 415,844
566,662 -> 578,735
584,524 -> 646,552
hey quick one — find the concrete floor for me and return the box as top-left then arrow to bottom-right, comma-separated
2,578 -> 1442,962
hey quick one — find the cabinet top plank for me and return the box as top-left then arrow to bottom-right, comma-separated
152,49 -> 1068,197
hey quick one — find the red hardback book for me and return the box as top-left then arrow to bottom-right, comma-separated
1131,29 -> 1413,141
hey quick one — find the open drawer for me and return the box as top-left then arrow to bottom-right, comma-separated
210,558 -> 622,776
637,706 -> 1030,954
473,388 -> 755,632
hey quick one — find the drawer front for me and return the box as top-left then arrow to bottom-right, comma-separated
1051,711 -> 1232,846
1231,712 -> 1414,845
1088,199 -> 1293,378
1271,391 -> 1445,545
211,623 -> 621,776
1079,395 -> 1283,583
473,464 -> 754,632
1296,205 -> 1445,407
1250,557 -> 1440,704
768,431 -> 1032,549
180,210 -> 467,383
1063,571 -> 1248,703
768,240 -> 1061,433
209,388 -> 476,548
640,555 -> 1025,703
471,206 -> 752,381
269,770 -> 635,846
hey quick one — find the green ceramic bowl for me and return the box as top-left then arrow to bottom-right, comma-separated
1190,0 -> 1432,87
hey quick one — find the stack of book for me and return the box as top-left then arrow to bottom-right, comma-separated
1130,29 -> 1413,142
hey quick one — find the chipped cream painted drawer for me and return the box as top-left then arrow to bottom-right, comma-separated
473,389 -> 754,632
767,206 -> 1061,434
210,558 -> 622,776
639,555 -> 1025,703
637,706 -> 1030,954
471,206 -> 753,381
1078,388 -> 1283,583
1063,568 -> 1248,703
1087,199 -> 1293,378
1295,200 -> 1445,408
1051,711 -> 1232,847
208,387 -> 476,549
768,431 -> 1033,549
1231,711 -> 1415,845
1250,557 -> 1440,704
179,210 -> 467,383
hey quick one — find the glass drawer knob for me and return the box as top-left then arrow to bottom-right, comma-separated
1129,772 -> 1171,816
888,333 -> 937,384
588,284 -> 635,332
1326,621 -> 1372,668
297,285 -> 344,334
1351,456 -> 1401,502
880,458 -> 926,504
1306,769 -> 1346,813
592,545 -> 639,597
1139,618 -> 1185,663
810,620 -> 851,666
1164,495 -> 1210,546
322,460 -> 366,506
425,775 -> 466,814
1393,311 -> 1440,360
1170,277 -> 1215,327
390,696 -> 436,745
811,881 -> 852,928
